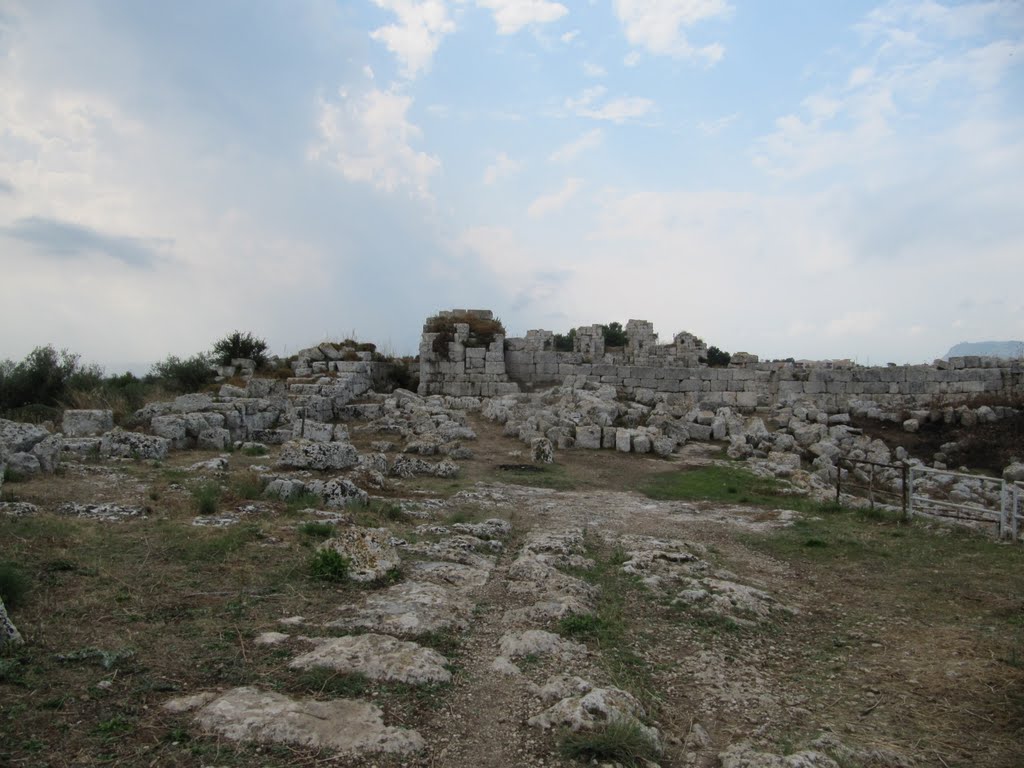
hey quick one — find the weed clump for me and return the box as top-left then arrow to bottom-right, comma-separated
192,482 -> 222,515
310,548 -> 349,582
559,718 -> 660,766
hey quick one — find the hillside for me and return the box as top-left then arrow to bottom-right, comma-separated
945,340 -> 1024,359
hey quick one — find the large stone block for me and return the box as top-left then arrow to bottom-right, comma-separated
277,440 -> 359,471
62,410 -> 114,437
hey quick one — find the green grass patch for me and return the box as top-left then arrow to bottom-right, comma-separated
241,445 -> 268,457
498,463 -> 579,491
351,499 -> 408,526
191,481 -> 222,515
283,492 -> 324,515
309,548 -> 349,582
558,613 -> 606,639
298,521 -> 336,539
559,718 -> 661,766
291,669 -> 369,697
230,473 -> 265,501
161,522 -> 264,563
640,464 -> 800,506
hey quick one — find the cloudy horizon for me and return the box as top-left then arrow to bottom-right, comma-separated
1,0 -> 1022,373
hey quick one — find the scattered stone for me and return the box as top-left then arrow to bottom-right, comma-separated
165,686 -> 424,756
57,503 -> 147,522
280,616 -> 305,626
0,419 -> 50,453
317,528 -> 401,583
192,513 -> 241,527
405,560 -> 490,590
0,502 -> 39,517
289,633 -> 451,684
188,456 -> 229,472
490,656 -> 521,676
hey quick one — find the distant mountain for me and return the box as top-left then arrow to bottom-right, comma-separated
944,341 -> 1024,360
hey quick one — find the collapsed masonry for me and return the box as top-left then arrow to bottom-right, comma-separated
418,309 -> 1024,411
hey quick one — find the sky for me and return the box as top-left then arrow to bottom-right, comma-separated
0,0 -> 1022,372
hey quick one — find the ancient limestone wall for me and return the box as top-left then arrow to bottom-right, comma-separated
420,310 -> 1024,409
418,310 -> 520,397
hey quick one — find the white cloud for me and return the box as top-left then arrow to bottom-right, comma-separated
623,51 -> 641,67
527,177 -> 582,216
311,87 -> 440,198
473,0 -> 568,35
370,0 -> 456,79
549,128 -> 603,162
583,61 -> 606,77
697,112 -> 738,136
612,0 -> 731,63
483,151 -> 520,184
561,29 -> 580,43
565,87 -> 654,123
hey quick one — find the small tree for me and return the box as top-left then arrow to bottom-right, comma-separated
212,331 -> 269,368
553,328 -> 576,352
705,346 -> 731,367
148,354 -> 216,393
600,322 -> 628,348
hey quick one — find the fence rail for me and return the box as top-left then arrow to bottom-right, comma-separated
835,458 -> 1023,541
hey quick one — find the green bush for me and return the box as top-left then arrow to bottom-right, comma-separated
601,322 -> 628,347
148,354 -> 216,394
705,346 -> 731,367
0,345 -> 93,412
0,563 -> 30,610
553,329 -> 576,352
310,548 -> 349,582
212,331 -> 269,368
298,522 -> 336,539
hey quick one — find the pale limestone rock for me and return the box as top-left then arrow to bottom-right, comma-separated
498,629 -> 586,660
327,581 -> 472,635
0,419 -> 49,453
255,631 -> 289,645
719,743 -> 839,768
316,528 -> 401,583
1,596 -> 23,647
277,440 -> 358,471
527,685 -> 660,753
165,686 -> 424,755
289,633 -> 450,684
101,429 -> 169,460
62,409 -> 114,437
531,436 -> 554,464
405,560 -> 490,590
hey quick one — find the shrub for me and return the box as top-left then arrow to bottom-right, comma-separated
212,331 -> 269,368
0,345 -> 89,412
148,354 -> 216,394
310,548 -> 349,582
425,312 -> 505,360
192,482 -> 222,515
299,522 -> 336,539
0,563 -> 29,610
553,329 -> 576,352
705,346 -> 731,367
600,322 -> 628,348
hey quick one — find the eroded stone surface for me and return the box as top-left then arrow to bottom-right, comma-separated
1,596 -> 24,647
289,633 -> 451,684
527,684 -> 660,753
498,629 -> 586,660
165,686 -> 424,755
675,577 -> 794,624
327,581 -> 472,635
57,503 -> 147,522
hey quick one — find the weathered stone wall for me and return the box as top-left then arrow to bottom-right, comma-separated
420,310 -> 1024,409
418,310 -> 520,397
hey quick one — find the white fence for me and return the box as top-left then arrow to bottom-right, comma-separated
907,465 -> 1023,541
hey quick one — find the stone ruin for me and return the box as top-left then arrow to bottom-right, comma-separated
418,308 -> 1024,413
